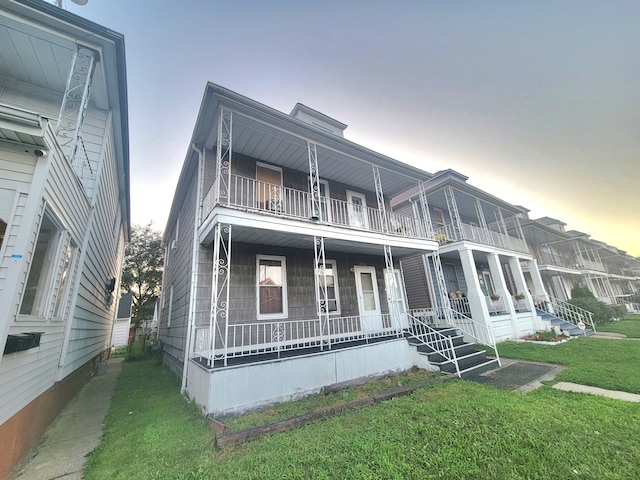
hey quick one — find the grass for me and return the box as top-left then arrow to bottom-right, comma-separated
497,336 -> 640,394
597,313 -> 640,338
85,358 -> 640,480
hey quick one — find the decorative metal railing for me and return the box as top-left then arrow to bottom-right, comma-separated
433,223 -> 529,253
537,250 -> 580,270
406,312 -> 461,378
408,307 -> 501,369
192,313 -> 403,366
533,294 -> 596,334
201,174 -> 432,240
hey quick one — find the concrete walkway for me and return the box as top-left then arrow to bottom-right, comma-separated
553,382 -> 640,402
10,357 -> 124,480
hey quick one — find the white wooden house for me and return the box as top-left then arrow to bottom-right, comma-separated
0,1 -> 129,476
392,169 -> 548,342
159,83 -> 464,416
519,217 -> 640,312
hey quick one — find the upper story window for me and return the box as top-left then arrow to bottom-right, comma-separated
20,211 -> 62,317
257,255 -> 287,319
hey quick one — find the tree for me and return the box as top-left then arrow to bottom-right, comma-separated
121,223 -> 164,326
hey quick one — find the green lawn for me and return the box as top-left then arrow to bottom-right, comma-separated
497,336 -> 640,394
597,314 -> 640,338
85,350 -> 640,480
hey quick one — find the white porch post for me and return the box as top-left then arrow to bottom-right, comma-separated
383,245 -> 402,333
487,253 -> 518,338
308,142 -> 322,221
527,259 -> 549,300
509,256 -> 543,330
215,109 -> 232,205
458,248 -> 490,324
372,165 -> 389,233
584,274 -> 597,297
209,223 -> 232,367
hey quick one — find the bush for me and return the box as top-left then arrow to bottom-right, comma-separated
568,296 -> 623,324
125,340 -> 154,362
571,284 -> 595,299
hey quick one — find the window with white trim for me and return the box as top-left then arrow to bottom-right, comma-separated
167,284 -> 174,327
20,211 -> 62,316
317,260 -> 340,314
257,255 -> 287,319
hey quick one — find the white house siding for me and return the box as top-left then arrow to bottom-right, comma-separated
58,118 -> 126,378
160,165 -> 198,379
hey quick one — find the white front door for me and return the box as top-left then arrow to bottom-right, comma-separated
347,190 -> 368,229
354,266 -> 382,332
385,268 -> 408,328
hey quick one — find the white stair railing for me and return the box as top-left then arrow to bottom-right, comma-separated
407,313 -> 461,378
446,307 -> 501,367
533,295 -> 596,333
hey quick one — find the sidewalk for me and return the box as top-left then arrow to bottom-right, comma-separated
10,357 -> 124,480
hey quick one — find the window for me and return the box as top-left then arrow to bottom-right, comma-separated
20,211 -> 62,316
257,255 -> 287,318
317,260 -> 340,314
0,219 -> 6,251
53,239 -> 76,318
167,284 -> 174,327
432,208 -> 446,229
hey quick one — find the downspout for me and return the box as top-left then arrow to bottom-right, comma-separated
181,144 -> 204,394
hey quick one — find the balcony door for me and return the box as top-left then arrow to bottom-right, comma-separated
256,163 -> 283,211
354,266 -> 382,332
347,190 -> 368,229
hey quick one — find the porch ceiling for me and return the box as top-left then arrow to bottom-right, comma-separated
226,224 -> 430,259
0,14 -> 109,110
196,86 -> 432,198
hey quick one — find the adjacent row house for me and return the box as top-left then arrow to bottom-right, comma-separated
159,83 -> 639,417
0,1 -> 130,476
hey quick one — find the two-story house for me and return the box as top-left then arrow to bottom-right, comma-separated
392,170 -> 547,343
0,1 -> 130,476
159,83 -> 447,416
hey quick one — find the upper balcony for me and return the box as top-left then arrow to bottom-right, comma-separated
434,221 -> 530,254
202,173 -> 432,241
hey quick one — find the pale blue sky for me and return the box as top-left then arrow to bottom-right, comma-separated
62,0 -> 640,255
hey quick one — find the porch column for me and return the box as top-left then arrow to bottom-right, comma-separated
527,259 -> 549,300
210,223 -> 232,367
603,277 -> 616,304
56,45 -> 97,165
509,256 -> 543,330
308,142 -> 322,221
372,165 -> 389,233
313,236 -> 330,349
474,199 -> 491,244
417,181 -> 434,238
487,253 -> 518,338
458,248 -> 490,324
583,275 -> 596,297
444,186 -> 463,239
214,108 -> 232,205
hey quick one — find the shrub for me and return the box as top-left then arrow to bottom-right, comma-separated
568,296 -> 622,324
571,283 -> 595,299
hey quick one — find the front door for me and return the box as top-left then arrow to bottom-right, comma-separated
385,268 -> 408,328
354,266 -> 382,332
347,190 -> 368,229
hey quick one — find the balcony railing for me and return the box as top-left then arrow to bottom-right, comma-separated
192,313 -> 402,367
537,250 -> 580,270
202,174 -> 432,240
433,222 -> 529,254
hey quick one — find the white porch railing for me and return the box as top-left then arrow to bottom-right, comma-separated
408,307 -> 501,368
434,222 -> 529,254
192,313 -> 402,366
202,174 -> 432,240
533,294 -> 596,333
485,296 -> 508,315
406,312 -> 461,378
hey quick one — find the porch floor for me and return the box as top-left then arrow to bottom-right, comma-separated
192,334 -> 402,370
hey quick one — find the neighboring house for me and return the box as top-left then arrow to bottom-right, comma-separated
518,217 -> 640,312
392,169 -> 547,343
0,1 -> 130,476
159,83 -> 441,416
112,294 -> 133,348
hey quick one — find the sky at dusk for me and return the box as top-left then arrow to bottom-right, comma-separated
61,0 -> 640,256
